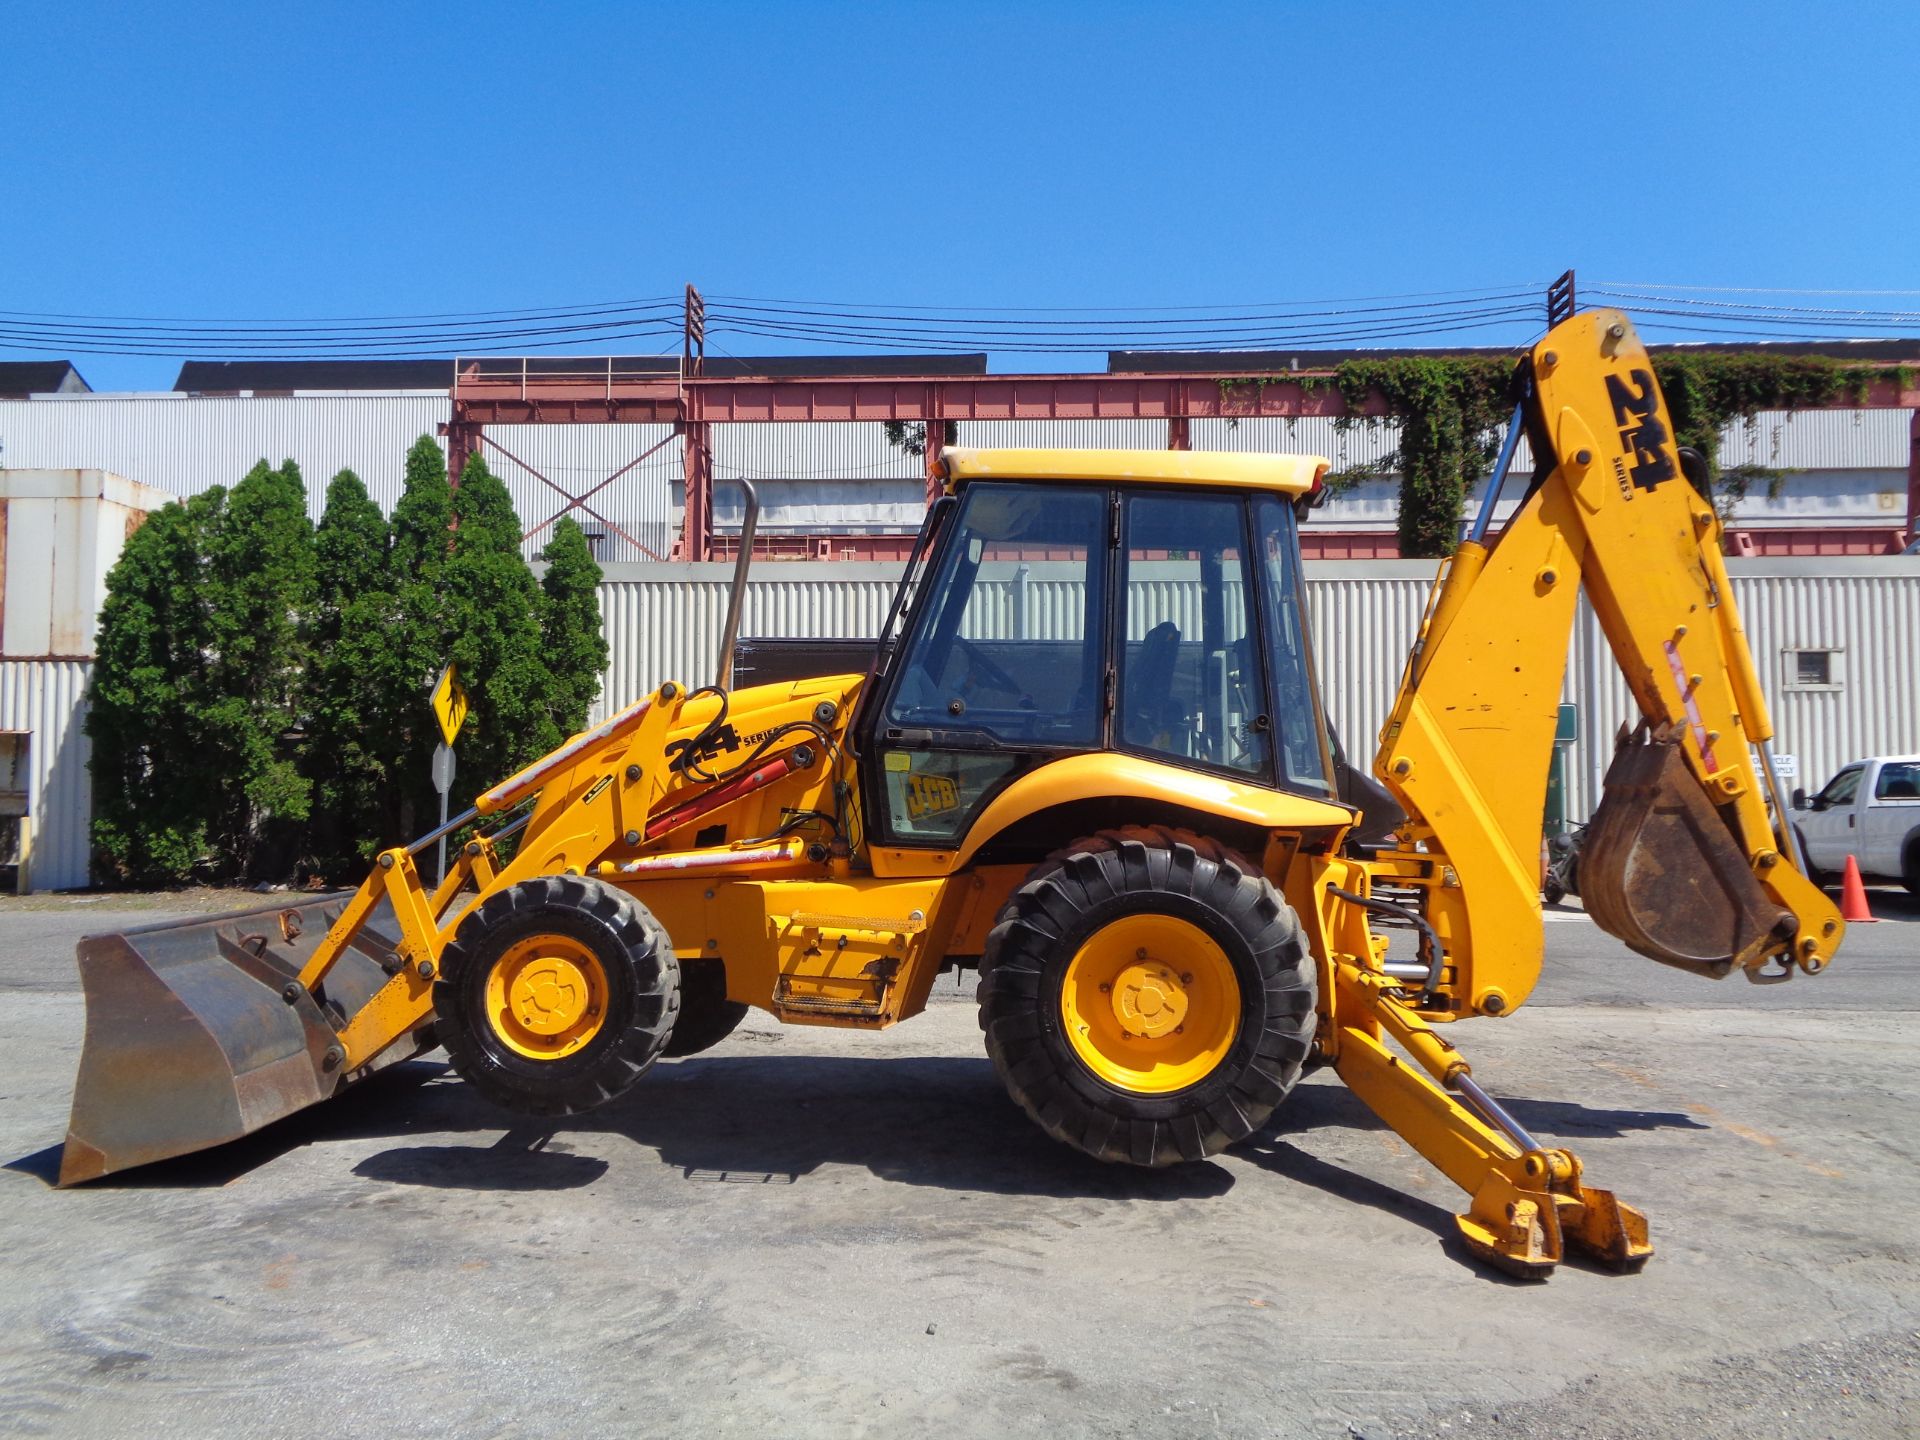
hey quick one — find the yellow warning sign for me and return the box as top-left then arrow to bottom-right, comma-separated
431,665 -> 469,747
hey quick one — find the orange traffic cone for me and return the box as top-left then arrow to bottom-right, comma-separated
1839,854 -> 1876,924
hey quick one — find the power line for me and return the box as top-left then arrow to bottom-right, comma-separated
3,281 -> 1917,364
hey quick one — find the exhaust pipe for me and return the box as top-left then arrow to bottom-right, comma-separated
715,478 -> 760,690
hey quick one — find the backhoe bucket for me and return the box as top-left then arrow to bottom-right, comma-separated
1581,728 -> 1796,978
59,893 -> 415,1186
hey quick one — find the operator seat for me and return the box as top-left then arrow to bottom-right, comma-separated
1125,621 -> 1183,746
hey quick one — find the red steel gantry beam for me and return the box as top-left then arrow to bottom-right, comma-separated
450,367 -> 1920,560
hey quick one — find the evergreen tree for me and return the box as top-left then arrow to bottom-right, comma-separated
442,452 -> 562,805
200,459 -> 315,877
381,435 -> 456,838
390,435 -> 453,582
91,435 -> 603,886
88,493 -> 224,883
305,470 -> 396,876
539,517 -> 609,737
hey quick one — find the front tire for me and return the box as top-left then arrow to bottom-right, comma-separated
977,828 -> 1316,1167
434,875 -> 680,1116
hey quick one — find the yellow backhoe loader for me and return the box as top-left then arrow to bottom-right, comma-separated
59,309 -> 1844,1278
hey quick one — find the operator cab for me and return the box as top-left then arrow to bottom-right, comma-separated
861,449 -> 1338,848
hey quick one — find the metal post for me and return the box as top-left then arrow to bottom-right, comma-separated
1907,411 -> 1919,551
430,742 -> 457,882
923,416 -> 946,507
440,418 -> 483,486
678,421 -> 714,561
1757,738 -> 1807,872
1167,415 -> 1191,451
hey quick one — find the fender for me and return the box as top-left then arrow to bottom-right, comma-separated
866,750 -> 1354,878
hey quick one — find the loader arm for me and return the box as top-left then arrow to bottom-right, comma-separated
1370,308 -> 1843,1019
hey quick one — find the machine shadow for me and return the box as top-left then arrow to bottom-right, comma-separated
27,1047 -> 1705,1201
1267,1070 -> 1706,1141
40,1051 -> 1235,1203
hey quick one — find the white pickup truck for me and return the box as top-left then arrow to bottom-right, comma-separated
1792,755 -> 1920,893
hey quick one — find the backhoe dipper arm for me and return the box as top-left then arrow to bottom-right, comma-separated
1370,309 -> 1843,1018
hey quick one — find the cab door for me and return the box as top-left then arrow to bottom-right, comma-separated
867,481 -> 1112,847
1798,763 -> 1864,871
1863,759 -> 1920,875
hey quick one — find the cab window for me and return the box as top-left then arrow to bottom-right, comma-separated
1118,491 -> 1268,779
1253,497 -> 1334,796
1818,766 -> 1863,807
1874,762 -> 1920,800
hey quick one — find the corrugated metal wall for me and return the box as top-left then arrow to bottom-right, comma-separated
1563,561 -> 1920,814
0,659 -> 94,890
597,558 -> 1920,822
0,397 -> 678,562
597,562 -> 901,709
3,561 -> 1909,890
0,394 -> 447,517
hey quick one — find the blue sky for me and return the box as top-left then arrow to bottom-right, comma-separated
6,1 -> 1917,390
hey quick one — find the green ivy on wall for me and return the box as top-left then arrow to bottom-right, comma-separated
1217,353 -> 1908,557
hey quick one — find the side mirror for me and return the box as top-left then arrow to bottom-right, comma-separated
1791,788 -> 1808,811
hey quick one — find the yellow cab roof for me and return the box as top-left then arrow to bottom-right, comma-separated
939,446 -> 1329,495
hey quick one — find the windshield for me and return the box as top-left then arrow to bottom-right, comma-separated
884,482 -> 1108,747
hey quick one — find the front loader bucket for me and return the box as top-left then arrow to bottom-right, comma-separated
1581,727 -> 1796,978
59,893 -> 415,1185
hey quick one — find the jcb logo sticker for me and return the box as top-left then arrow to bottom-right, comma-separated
905,773 -> 959,819
1604,370 -> 1677,493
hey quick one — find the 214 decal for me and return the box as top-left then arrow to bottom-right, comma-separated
1603,369 -> 1678,492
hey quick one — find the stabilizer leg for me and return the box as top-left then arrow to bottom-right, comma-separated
1331,970 -> 1652,1280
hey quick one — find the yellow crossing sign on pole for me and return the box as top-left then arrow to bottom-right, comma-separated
431,665 -> 469,747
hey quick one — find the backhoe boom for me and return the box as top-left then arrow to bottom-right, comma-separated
1369,309 -> 1842,1021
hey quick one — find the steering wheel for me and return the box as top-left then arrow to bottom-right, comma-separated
954,637 -> 1031,704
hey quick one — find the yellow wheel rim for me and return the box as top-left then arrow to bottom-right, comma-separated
483,934 -> 610,1060
1060,914 -> 1241,1094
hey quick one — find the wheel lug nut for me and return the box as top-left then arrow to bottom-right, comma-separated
1099,982 -> 1111,993
1136,947 -> 1148,960
1181,973 -> 1193,985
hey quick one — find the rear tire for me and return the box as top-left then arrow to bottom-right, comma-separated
1902,834 -> 1920,899
434,875 -> 680,1116
977,828 -> 1316,1167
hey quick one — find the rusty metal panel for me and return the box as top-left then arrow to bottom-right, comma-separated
0,657 -> 93,890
